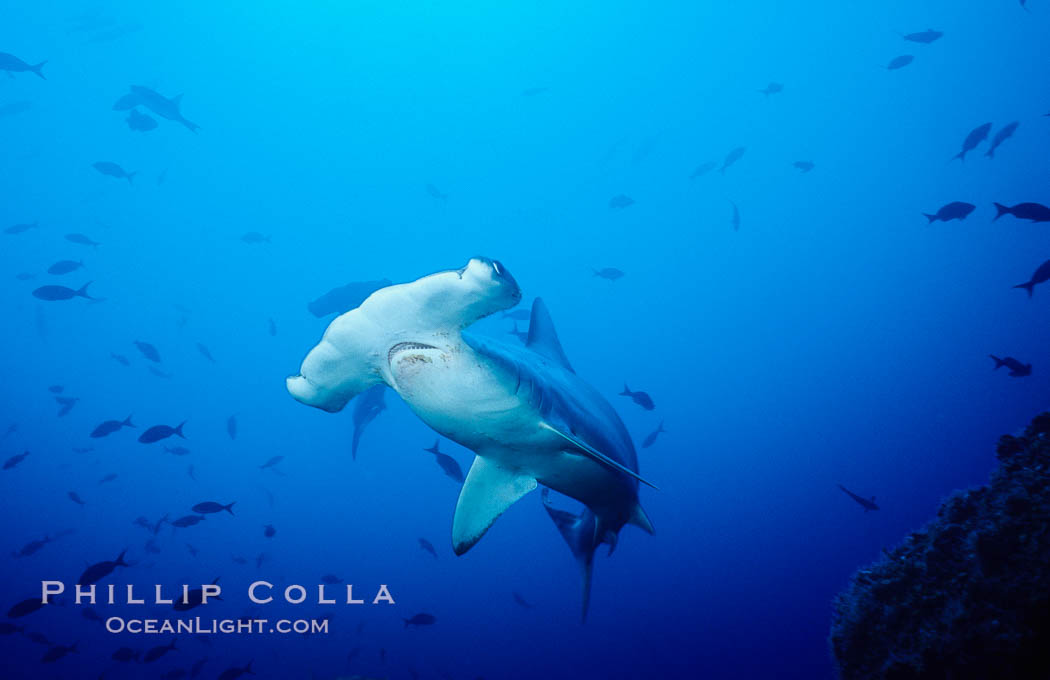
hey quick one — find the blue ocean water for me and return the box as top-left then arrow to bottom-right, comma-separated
1,1 -> 1049,678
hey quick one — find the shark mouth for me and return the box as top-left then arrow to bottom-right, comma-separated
387,342 -> 439,366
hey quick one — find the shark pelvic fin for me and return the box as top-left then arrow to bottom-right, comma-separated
526,298 -> 574,373
452,456 -> 537,555
540,422 -> 659,489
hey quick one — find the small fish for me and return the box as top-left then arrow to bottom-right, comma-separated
65,233 -> 100,247
267,318 -> 277,336
886,55 -> 914,70
142,639 -> 177,663
592,267 -> 624,281
126,108 -> 157,132
55,396 -> 79,417
351,385 -> 386,460
162,669 -> 187,680
112,647 -> 139,662
171,514 -> 206,528
48,385 -> 64,393
1014,259 -> 1050,298
91,415 -> 135,438
27,632 -> 50,646
642,421 -> 666,448
98,473 -> 118,484
134,340 -> 161,362
619,384 -> 655,410
82,608 -> 103,622
512,591 -> 533,608
263,524 -> 276,538
730,200 -> 740,231
13,535 -> 51,558
196,343 -> 216,363
758,82 -> 782,96
32,282 -> 93,301
985,122 -> 1019,159
994,202 -> 1050,223
690,161 -> 716,179
186,544 -> 199,557
144,538 -> 161,554
508,322 -> 528,343
418,537 -> 438,559
129,85 -> 200,132
68,491 -> 86,506
403,613 -> 436,628
0,622 -> 23,634
7,597 -> 46,618
720,146 -> 745,173
93,161 -> 136,184
321,574 -> 342,584
952,122 -> 992,162
216,660 -> 253,680
609,193 -> 634,209
426,183 -> 448,201
111,352 -> 131,366
521,86 -> 549,97
792,161 -> 814,173
191,658 -> 209,678
901,28 -> 942,44
241,231 -> 270,244
990,354 -> 1032,377
149,366 -> 173,379
15,272 -> 35,280
41,641 -> 78,663
259,455 -> 283,470
255,552 -> 267,568
837,484 -> 879,512
0,52 -> 46,79
226,415 -> 237,440
78,549 -> 128,585
192,501 -> 235,515
165,445 -> 191,456
3,451 -> 30,470
47,260 -> 85,275
139,422 -> 186,443
4,221 -> 38,234
923,202 -> 975,223
187,464 -> 196,479
424,440 -> 464,483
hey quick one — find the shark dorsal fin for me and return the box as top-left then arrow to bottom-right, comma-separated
526,298 -> 574,373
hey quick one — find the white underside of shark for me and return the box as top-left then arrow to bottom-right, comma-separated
287,257 -> 654,619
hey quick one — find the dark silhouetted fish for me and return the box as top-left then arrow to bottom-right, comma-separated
65,233 -> 100,247
130,85 -> 199,132
308,279 -> 392,318
426,183 -> 448,201
226,415 -> 237,440
111,352 -> 130,366
216,660 -> 253,680
901,28 -> 942,44
0,52 -> 46,79
641,421 -> 665,448
15,272 -> 35,280
149,366 -> 172,380
165,445 -> 190,456
403,613 -> 436,627
424,440 -> 464,482
730,200 -> 740,231
139,421 -> 186,443
263,524 -> 275,538
985,121 -> 1019,159
55,396 -> 79,417
78,549 -> 128,585
32,283 -> 93,301
758,82 -> 782,96
68,491 -> 85,506
952,122 -> 992,161
173,578 -> 220,611
48,385 -> 63,393
837,484 -> 879,511
690,161 -> 716,179
609,194 -> 634,209
0,100 -> 32,118
720,146 -> 745,173
190,656 -> 208,677
351,385 -> 386,460
91,415 -> 135,438
93,161 -> 136,183
126,108 -> 157,132
924,201 -> 975,223
196,343 -> 216,363
522,86 -> 549,97
593,267 -> 624,281
418,537 -> 438,559
508,322 -> 528,343
186,543 -> 199,557
7,597 -> 46,618
82,608 -> 102,622
793,161 -> 814,173
187,464 -> 196,480
12,535 -> 51,558
241,231 -> 270,244
112,646 -> 139,662
0,623 -> 24,635
512,591 -> 533,608
112,92 -> 140,110
259,455 -> 283,470
192,501 -> 235,515
321,574 -> 342,584
41,641 -> 77,663
620,384 -> 655,410
267,318 -> 277,336
5,221 -> 38,234
994,202 -> 1050,223
26,631 -> 50,645
142,639 -> 177,663
162,668 -> 187,680
134,340 -> 161,362
98,473 -> 117,484
3,451 -> 30,470
172,515 -> 206,528
990,354 -> 1032,377
886,55 -> 913,70
47,260 -> 84,275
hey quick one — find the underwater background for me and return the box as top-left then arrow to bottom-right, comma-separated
1,1 -> 1049,678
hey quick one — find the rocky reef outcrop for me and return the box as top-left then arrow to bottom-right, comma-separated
830,413 -> 1050,679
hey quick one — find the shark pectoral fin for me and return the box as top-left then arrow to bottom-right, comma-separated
540,423 -> 659,490
452,457 -> 537,556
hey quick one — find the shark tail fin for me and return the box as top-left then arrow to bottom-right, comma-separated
541,489 -> 599,623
